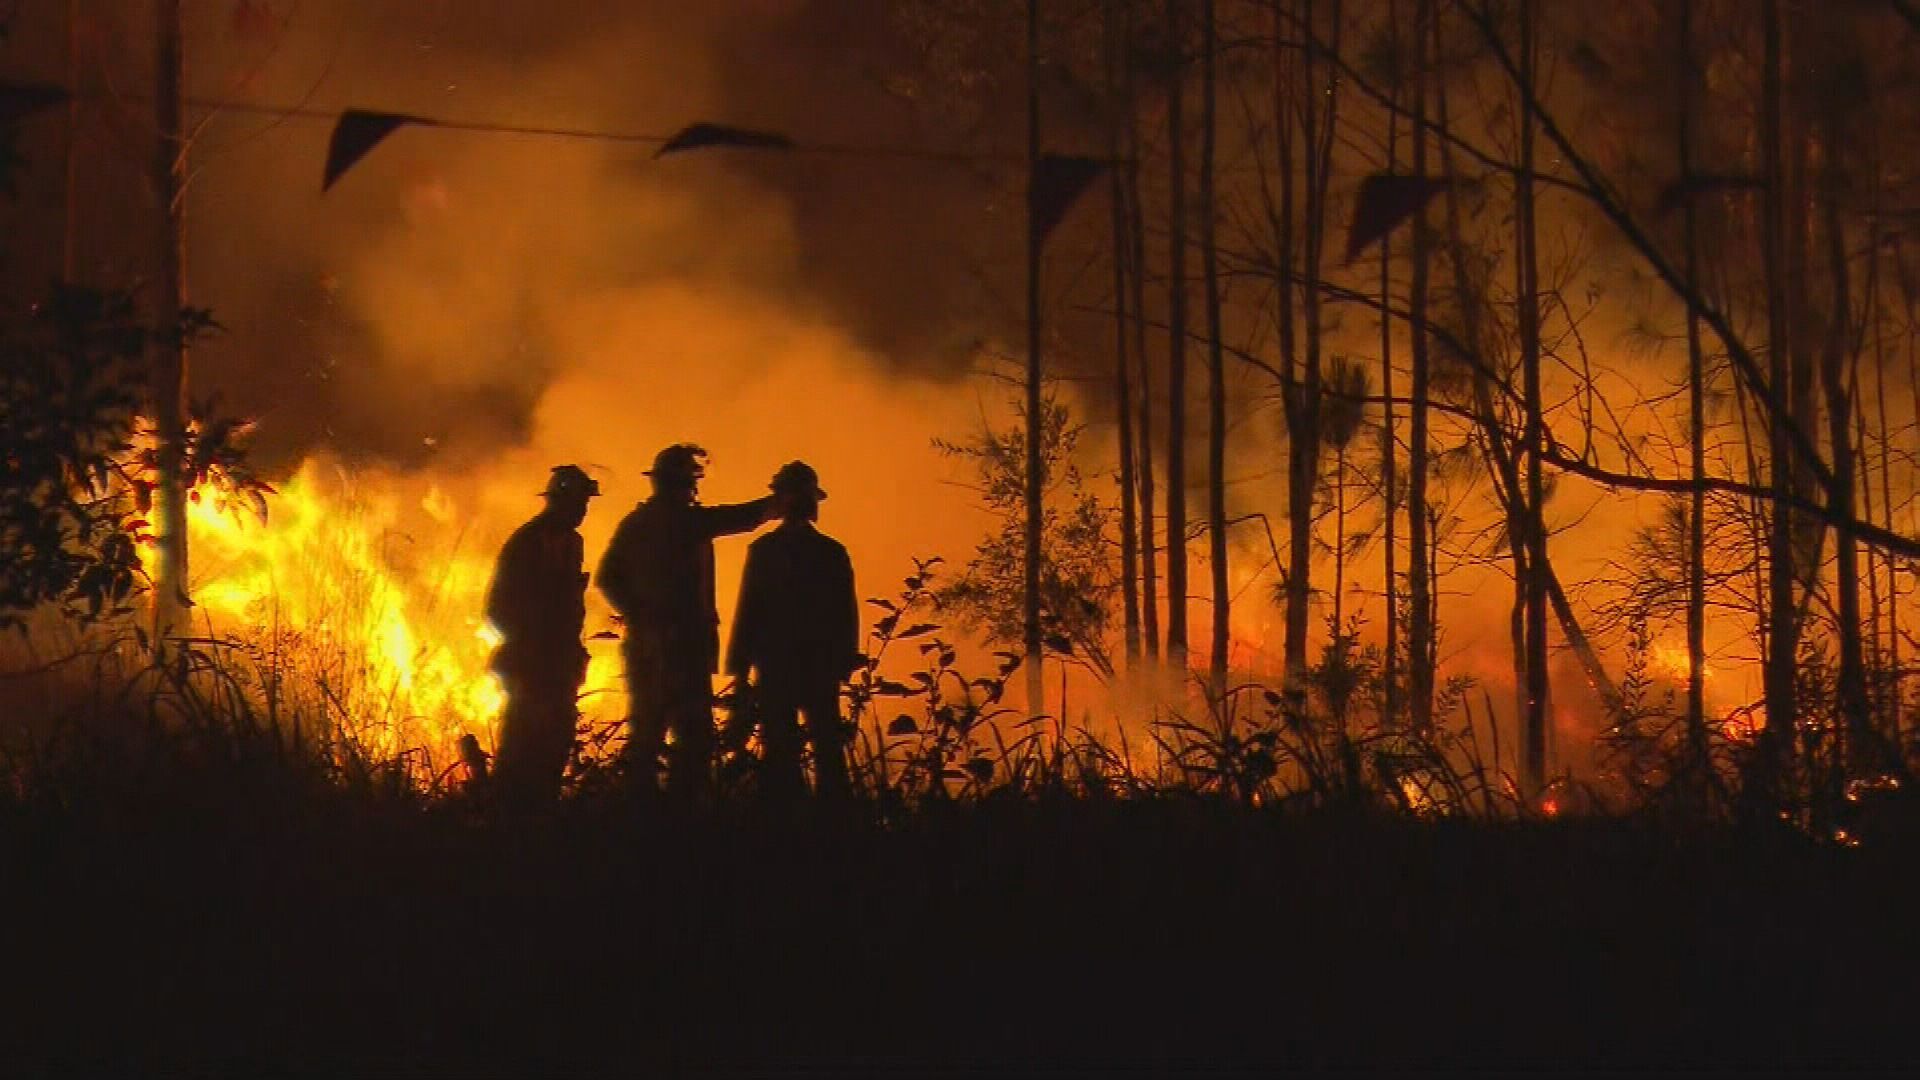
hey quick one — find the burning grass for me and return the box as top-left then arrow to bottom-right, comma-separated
140,460 -> 629,769
4,573 -> 1919,1071
6,458 -> 1919,1071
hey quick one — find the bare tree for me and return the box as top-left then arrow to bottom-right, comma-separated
1203,0 -> 1229,695
1024,0 -> 1047,717
1324,358 -> 1373,631
1514,0 -> 1550,795
1759,0 -> 1799,795
151,0 -> 190,637
1676,0 -> 1711,791
1106,0 -> 1143,665
1378,0 -> 1401,727
1129,0 -> 1161,661
1407,0 -> 1436,732
1813,19 -> 1871,773
1275,0 -> 1341,675
1165,0 -> 1191,668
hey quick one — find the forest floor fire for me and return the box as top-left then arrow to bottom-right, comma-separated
151,459 -> 644,770
9,0 -> 1920,1066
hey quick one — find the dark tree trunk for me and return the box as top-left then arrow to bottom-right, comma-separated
1165,0 -> 1191,667
1203,0 -> 1229,696
1407,0 -> 1435,733
1379,0 -> 1400,727
1127,11 -> 1160,662
151,0 -> 190,638
1818,76 -> 1869,773
1516,0 -> 1550,796
1281,0 -> 1336,676
1874,238 -> 1902,743
1024,0 -> 1047,717
1759,0 -> 1799,798
1106,0 -> 1142,666
1677,0 -> 1711,794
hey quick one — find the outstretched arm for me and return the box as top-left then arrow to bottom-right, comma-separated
698,495 -> 775,539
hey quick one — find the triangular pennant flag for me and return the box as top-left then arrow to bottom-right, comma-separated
0,79 -> 70,125
323,109 -> 427,192
1030,154 -> 1106,244
1344,172 -> 1452,263
654,122 -> 795,158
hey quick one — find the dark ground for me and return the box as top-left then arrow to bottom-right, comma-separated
5,789 -> 1918,1076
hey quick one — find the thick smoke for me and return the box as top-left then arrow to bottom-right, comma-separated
2,0 -> 1051,665
0,2 -> 1769,756
0,1 -> 1039,468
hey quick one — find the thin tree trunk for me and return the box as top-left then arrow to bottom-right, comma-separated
1024,0 -> 1047,717
1677,0 -> 1711,795
1436,77 -> 1531,763
1166,0 -> 1191,668
152,0 -> 190,638
1760,0 -> 1799,798
1516,0 -> 1550,796
1271,0 -> 1301,674
1379,1 -> 1400,726
1453,0 -> 1543,787
1873,236 -> 1902,742
1282,0 -> 1338,676
1546,567 -> 1620,712
1203,0 -> 1229,696
1127,14 -> 1160,662
65,0 -> 81,282
1133,145 -> 1161,661
1280,0 -> 1315,675
1107,0 -> 1142,666
1407,0 -> 1435,732
1734,365 -> 1775,715
1333,443 -> 1346,629
1819,82 -> 1869,773
1856,361 -> 1880,703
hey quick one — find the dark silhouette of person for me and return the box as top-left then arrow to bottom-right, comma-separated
486,464 -> 597,805
597,444 -> 772,799
726,462 -> 860,801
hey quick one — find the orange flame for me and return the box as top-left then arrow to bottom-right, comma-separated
159,460 -> 621,764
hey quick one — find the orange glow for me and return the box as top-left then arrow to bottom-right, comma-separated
158,460 -> 622,764
1648,641 -> 1712,684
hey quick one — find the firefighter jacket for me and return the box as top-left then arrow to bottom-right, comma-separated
725,520 -> 860,689
485,513 -> 588,682
597,495 -> 771,674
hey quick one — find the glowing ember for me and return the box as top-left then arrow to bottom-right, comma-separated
1648,641 -> 1712,684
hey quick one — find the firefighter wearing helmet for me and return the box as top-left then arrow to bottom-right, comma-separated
726,461 -> 860,801
485,464 -> 599,805
596,444 -> 773,799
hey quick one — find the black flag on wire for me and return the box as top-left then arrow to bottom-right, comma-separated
654,122 -> 795,158
1030,154 -> 1106,244
1343,172 -> 1453,263
323,109 -> 428,192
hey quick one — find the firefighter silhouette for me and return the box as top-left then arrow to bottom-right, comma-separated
725,461 -> 859,801
596,444 -> 773,799
486,464 -> 598,805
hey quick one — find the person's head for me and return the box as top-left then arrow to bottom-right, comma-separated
645,443 -> 708,503
769,460 -> 826,522
540,464 -> 599,526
